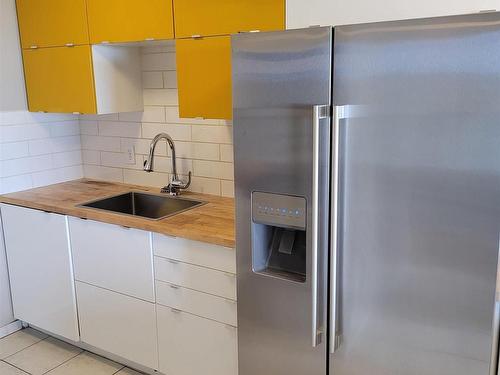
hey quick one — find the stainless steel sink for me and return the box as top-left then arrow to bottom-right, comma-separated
79,191 -> 205,220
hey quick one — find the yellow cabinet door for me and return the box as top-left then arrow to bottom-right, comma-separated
22,46 -> 97,114
87,0 -> 175,44
174,0 -> 285,38
16,0 -> 89,48
176,36 -> 232,119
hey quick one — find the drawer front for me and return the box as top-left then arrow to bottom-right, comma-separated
69,217 -> 154,302
154,256 -> 236,300
156,281 -> 237,326
76,282 -> 158,370
157,304 -> 238,375
153,233 -> 236,273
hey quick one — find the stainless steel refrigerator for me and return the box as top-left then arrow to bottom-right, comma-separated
233,12 -> 500,375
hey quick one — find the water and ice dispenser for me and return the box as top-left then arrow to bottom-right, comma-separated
251,192 -> 307,283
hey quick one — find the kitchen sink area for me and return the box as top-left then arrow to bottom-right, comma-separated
79,191 -> 206,220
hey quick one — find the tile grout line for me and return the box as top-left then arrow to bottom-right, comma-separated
2,333 -> 49,362
39,349 -> 84,375
1,358 -> 31,374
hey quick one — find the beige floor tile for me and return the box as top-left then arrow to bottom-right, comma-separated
0,328 -> 47,359
115,367 -> 145,375
45,352 -> 124,375
0,361 -> 29,374
4,336 -> 82,375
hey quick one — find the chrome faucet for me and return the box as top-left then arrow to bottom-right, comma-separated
144,133 -> 191,196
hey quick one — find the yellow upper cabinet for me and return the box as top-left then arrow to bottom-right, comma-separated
173,0 -> 285,38
87,0 -> 175,44
176,36 -> 232,119
16,0 -> 89,48
22,46 -> 97,114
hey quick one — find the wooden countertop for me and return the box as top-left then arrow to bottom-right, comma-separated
0,179 -> 235,248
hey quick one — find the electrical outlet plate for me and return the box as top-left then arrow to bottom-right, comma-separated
126,146 -> 136,164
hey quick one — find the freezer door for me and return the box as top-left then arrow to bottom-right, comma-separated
330,13 -> 500,375
233,27 -> 332,375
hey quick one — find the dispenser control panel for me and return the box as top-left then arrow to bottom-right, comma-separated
252,192 -> 306,230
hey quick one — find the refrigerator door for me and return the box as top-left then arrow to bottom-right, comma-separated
330,13 -> 500,375
233,27 -> 332,375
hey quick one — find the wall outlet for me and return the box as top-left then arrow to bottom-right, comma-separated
126,146 -> 136,165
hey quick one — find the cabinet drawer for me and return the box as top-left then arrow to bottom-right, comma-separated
153,233 -> 236,273
76,282 -> 158,369
157,304 -> 237,375
69,217 -> 154,302
155,256 -> 236,300
156,281 -> 237,326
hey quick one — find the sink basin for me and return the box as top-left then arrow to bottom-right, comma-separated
79,192 -> 205,220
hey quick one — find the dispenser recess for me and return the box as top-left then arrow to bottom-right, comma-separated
251,192 -> 307,282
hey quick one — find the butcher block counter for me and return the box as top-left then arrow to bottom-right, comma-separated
0,179 -> 235,248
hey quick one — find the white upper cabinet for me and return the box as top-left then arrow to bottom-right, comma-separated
0,204 -> 79,341
69,217 -> 155,302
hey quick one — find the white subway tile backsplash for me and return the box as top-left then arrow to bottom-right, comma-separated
162,71 -> 177,89
220,144 -> 234,162
188,176 -> 221,196
98,121 -> 142,138
29,135 -> 81,155
123,169 -> 169,187
80,113 -> 119,122
81,135 -> 121,152
0,174 -> 33,194
48,121 -> 80,137
79,120 -> 99,135
175,142 -> 220,160
32,165 -> 83,188
83,165 -> 123,182
0,142 -> 29,161
0,111 -> 85,194
1,154 -> 52,178
142,52 -> 176,71
142,71 -> 164,89
192,125 -> 233,144
142,122 -> 191,141
82,150 -> 101,165
143,89 -> 178,106
0,123 -> 50,142
149,156 -> 192,175
101,151 -> 144,170
221,180 -> 235,198
193,160 -> 234,180
118,106 -> 166,123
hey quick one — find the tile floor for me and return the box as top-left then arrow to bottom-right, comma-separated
0,328 -> 143,375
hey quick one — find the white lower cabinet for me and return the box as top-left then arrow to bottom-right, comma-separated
0,204 -> 79,342
76,282 -> 158,369
157,304 -> 238,375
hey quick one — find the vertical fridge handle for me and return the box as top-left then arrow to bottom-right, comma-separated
330,105 -> 345,354
489,235 -> 500,375
312,104 -> 330,347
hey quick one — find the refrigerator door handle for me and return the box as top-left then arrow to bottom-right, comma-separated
330,105 -> 346,354
489,235 -> 500,375
312,104 -> 330,347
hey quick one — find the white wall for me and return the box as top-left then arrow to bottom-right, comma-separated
287,0 -> 500,28
0,0 -> 27,111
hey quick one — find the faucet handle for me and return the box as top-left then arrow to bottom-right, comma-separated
172,171 -> 191,190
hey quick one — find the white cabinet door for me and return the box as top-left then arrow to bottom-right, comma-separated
76,282 -> 158,369
0,204 -> 79,341
157,304 -> 238,375
69,217 -> 154,302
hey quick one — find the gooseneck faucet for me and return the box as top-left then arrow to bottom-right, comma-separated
144,133 -> 191,196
